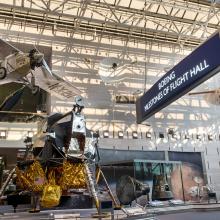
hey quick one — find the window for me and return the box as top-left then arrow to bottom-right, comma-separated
132,131 -> 138,139
103,130 -> 109,138
118,131 -> 124,139
28,131 -> 34,138
146,132 -> 152,139
0,131 -> 6,139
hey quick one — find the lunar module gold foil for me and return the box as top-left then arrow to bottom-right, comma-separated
16,161 -> 46,192
60,161 -> 87,190
41,170 -> 61,208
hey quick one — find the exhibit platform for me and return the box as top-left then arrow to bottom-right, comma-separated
1,202 -> 220,219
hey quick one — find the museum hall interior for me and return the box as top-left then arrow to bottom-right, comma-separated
1,0 -> 220,219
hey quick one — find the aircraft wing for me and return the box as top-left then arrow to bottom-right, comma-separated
0,39 -> 23,57
0,85 -> 25,111
32,60 -> 82,100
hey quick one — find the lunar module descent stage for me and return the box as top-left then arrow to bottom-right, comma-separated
0,96 -> 118,213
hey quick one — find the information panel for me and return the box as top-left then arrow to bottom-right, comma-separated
136,32 -> 220,123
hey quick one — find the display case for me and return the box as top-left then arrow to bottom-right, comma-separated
101,159 -> 185,202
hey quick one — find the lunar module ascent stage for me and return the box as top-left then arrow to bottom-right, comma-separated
0,96 -> 118,213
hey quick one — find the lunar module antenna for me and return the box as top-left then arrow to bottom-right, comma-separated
73,95 -> 84,114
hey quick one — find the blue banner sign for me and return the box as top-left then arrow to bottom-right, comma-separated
136,32 -> 220,123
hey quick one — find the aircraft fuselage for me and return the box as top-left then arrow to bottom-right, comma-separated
0,52 -> 31,84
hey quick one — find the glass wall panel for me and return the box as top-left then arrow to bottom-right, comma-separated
134,161 -> 184,201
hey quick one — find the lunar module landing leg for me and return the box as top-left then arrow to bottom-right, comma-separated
84,162 -> 100,209
0,137 -> 33,198
0,168 -> 16,198
84,161 -> 118,220
63,96 -> 118,213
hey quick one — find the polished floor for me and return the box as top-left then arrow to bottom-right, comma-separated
1,204 -> 220,220
157,211 -> 220,220
1,211 -> 220,220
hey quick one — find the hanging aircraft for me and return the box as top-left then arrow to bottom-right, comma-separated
0,40 -> 81,100
188,89 -> 220,105
98,57 -> 137,84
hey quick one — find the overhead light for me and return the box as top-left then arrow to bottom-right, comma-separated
118,131 -> 124,139
146,132 -> 152,139
132,131 -> 138,139
103,130 -> 109,138
28,131 -> 34,138
0,130 -> 6,139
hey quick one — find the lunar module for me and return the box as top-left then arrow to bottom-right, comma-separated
0,96 -> 117,212
0,96 -> 159,217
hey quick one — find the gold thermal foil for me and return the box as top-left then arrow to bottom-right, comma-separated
47,169 -> 57,185
16,161 -> 46,192
16,167 -> 32,189
41,184 -> 61,208
41,170 -> 61,208
60,161 -> 87,190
